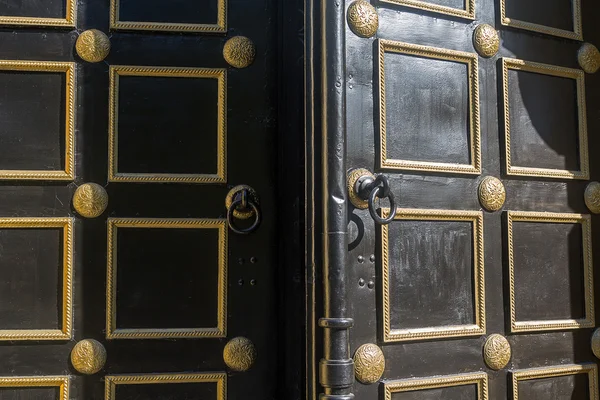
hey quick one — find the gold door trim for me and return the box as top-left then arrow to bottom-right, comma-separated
0,60 -> 75,181
512,364 -> 599,400
500,0 -> 582,41
502,58 -> 589,180
0,218 -> 73,341
106,218 -> 227,339
105,373 -> 226,400
377,40 -> 481,175
108,65 -> 227,183
110,0 -> 226,33
0,376 -> 69,400
0,1 -> 76,28
507,211 -> 595,332
381,208 -> 485,342
379,0 -> 475,20
383,372 -> 488,400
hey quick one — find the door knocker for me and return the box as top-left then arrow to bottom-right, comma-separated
225,185 -> 261,234
348,168 -> 397,225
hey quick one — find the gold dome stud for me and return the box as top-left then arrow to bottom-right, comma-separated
223,36 -> 256,69
478,176 -> 506,212
347,168 -> 374,209
585,182 -> 600,214
76,29 -> 111,63
353,343 -> 385,384
591,329 -> 600,359
347,0 -> 379,38
473,24 -> 500,58
223,337 -> 257,372
483,334 -> 511,370
578,43 -> 600,74
73,183 -> 108,218
71,339 -> 107,375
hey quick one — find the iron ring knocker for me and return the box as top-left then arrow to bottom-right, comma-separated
348,169 -> 397,226
226,187 -> 261,235
368,176 -> 397,225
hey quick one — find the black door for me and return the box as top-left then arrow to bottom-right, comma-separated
0,0 -> 289,398
344,0 -> 600,398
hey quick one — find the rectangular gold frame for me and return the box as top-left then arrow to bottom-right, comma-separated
106,218 -> 227,339
378,40 -> 481,175
0,376 -> 70,399
0,218 -> 73,341
0,1 -> 76,28
507,211 -> 594,332
500,0 -> 582,41
502,58 -> 589,180
384,372 -> 488,399
512,364 -> 598,400
0,60 -> 75,181
381,208 -> 485,342
109,66 -> 226,184
105,372 -> 226,400
380,0 -> 475,20
110,0 -> 226,33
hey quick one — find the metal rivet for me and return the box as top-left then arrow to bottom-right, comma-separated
358,278 -> 365,287
369,255 -> 375,263
250,257 -> 258,264
367,280 -> 375,289
238,258 -> 244,265
358,255 -> 364,263
250,279 -> 257,286
238,279 -> 244,286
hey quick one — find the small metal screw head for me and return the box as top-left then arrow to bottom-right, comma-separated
238,279 -> 244,286
369,255 -> 375,263
358,278 -> 365,287
367,280 -> 375,289
358,255 -> 365,263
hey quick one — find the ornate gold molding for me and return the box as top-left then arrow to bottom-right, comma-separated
579,43 -> 600,74
105,373 -> 226,400
0,0 -> 75,27
473,24 -> 499,58
106,218 -> 227,339
223,337 -> 257,372
223,36 -> 256,68
76,30 -> 111,63
384,372 -> 488,399
380,0 -> 474,20
592,329 -> 600,359
71,339 -> 107,375
73,183 -> 109,218
483,334 -> 511,370
478,176 -> 505,212
347,1 -> 379,38
512,364 -> 598,400
0,376 -> 69,400
585,182 -> 600,214
353,343 -> 385,384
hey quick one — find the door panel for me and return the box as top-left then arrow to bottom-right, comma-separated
346,0 -> 600,398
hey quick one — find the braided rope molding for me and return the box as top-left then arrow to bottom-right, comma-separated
108,66 -> 227,184
507,211 -> 595,333
110,0 -> 226,33
0,218 -> 73,341
106,218 -> 228,340
512,364 -> 598,400
381,208 -> 485,342
0,376 -> 69,400
377,39 -> 481,175
0,60 -> 75,181
500,0 -> 582,41
384,372 -> 488,400
105,372 -> 226,400
379,0 -> 474,20
0,0 -> 75,28
502,58 -> 589,180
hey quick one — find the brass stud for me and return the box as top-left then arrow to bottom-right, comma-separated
71,339 -> 107,375
578,43 -> 600,74
347,0 -> 379,38
73,183 -> 108,218
473,24 -> 500,58
223,36 -> 256,69
75,29 -> 111,63
348,168 -> 374,209
592,329 -> 600,359
354,343 -> 385,384
478,176 -> 506,212
585,182 -> 600,214
483,334 -> 511,370
223,337 -> 257,372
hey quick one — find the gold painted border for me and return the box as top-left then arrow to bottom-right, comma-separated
384,372 -> 488,399
0,218 -> 73,341
512,364 -> 598,400
500,0 -> 582,41
502,58 -> 589,180
507,211 -> 594,332
0,1 -> 76,28
106,218 -> 227,339
380,0 -> 475,20
108,66 -> 226,184
0,376 -> 70,400
0,60 -> 75,181
106,372 -> 226,400
110,0 -> 226,33
381,208 -> 485,342
378,40 -> 481,175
